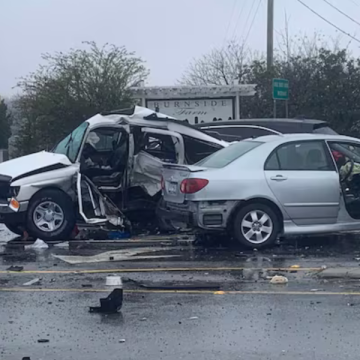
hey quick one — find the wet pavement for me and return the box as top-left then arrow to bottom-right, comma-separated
2,226 -> 360,359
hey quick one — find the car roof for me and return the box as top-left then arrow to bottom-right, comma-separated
196,118 -> 327,127
85,106 -> 228,147
254,133 -> 359,144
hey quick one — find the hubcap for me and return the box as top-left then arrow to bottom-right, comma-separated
33,201 -> 64,233
241,210 -> 273,244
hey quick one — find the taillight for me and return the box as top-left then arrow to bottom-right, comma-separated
180,178 -> 209,194
161,176 -> 165,190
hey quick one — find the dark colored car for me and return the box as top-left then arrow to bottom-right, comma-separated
195,118 -> 338,142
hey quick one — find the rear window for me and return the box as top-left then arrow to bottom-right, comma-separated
313,126 -> 338,135
196,141 -> 262,168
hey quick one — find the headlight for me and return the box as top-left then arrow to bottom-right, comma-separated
10,186 -> 20,197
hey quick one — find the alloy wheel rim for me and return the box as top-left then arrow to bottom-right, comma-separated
241,210 -> 273,244
33,201 -> 64,233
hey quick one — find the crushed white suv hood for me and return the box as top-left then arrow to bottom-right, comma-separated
0,151 -> 72,179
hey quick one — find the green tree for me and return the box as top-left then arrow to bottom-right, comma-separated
182,36 -> 360,136
0,98 -> 11,149
13,42 -> 149,156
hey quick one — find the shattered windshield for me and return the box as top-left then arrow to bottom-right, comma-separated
52,122 -> 89,163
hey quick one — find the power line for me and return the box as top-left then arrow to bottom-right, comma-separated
238,0 -> 257,40
297,0 -> 360,44
231,0 -> 248,41
322,0 -> 360,27
222,0 -> 238,46
244,0 -> 263,44
347,0 -> 359,6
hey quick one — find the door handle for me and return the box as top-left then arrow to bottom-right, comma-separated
270,175 -> 288,181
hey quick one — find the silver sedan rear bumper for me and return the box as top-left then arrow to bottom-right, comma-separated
158,200 -> 237,231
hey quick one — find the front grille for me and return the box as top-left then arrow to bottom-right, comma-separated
0,174 -> 12,200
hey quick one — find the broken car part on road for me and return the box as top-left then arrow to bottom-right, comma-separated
89,288 -> 123,314
52,247 -> 180,265
0,106 -> 226,241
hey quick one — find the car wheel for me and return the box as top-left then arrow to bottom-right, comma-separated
4,222 -> 25,236
233,203 -> 280,248
26,189 -> 76,241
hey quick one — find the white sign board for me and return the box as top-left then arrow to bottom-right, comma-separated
146,98 -> 233,124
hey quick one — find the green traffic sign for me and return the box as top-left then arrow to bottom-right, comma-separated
272,78 -> 289,100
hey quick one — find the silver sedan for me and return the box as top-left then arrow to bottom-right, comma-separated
160,133 -> 360,248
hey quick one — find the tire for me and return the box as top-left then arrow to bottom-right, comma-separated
26,189 -> 76,241
233,203 -> 280,248
4,222 -> 24,236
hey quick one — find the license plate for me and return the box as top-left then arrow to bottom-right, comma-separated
167,182 -> 177,195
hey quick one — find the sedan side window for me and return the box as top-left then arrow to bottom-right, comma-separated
265,141 -> 334,171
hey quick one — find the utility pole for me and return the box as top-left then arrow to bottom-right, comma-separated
267,0 -> 274,69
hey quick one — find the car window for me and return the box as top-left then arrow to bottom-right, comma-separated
265,141 -> 334,171
313,126 -> 338,135
183,135 -> 223,164
88,129 -> 122,151
196,141 -> 262,168
52,122 -> 89,163
141,133 -> 178,163
328,141 -> 360,163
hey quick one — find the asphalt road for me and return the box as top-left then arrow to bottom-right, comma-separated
2,228 -> 360,359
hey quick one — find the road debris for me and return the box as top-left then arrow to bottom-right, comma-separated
37,339 -> 50,343
6,266 -> 23,272
119,339 -> 126,343
23,278 -> 41,286
25,239 -> 49,250
270,275 -> 288,284
106,275 -> 123,286
81,284 -> 93,288
310,289 -> 324,292
140,317 -> 147,321
189,316 -> 198,320
22,357 -> 31,360
89,288 -> 123,314
290,265 -> 300,268
53,247 -> 179,264
53,241 -> 69,248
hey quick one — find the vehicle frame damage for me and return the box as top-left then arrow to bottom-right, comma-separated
0,106 -> 227,240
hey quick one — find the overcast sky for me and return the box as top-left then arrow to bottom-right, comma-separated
1,0 -> 360,96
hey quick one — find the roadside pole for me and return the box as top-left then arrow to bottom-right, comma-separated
273,100 -> 276,119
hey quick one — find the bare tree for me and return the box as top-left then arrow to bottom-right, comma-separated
181,41 -> 256,86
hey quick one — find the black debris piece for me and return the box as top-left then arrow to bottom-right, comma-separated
89,289 -> 123,314
22,357 -> 31,360
81,284 -> 93,288
6,266 -> 23,272
37,339 -> 49,343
